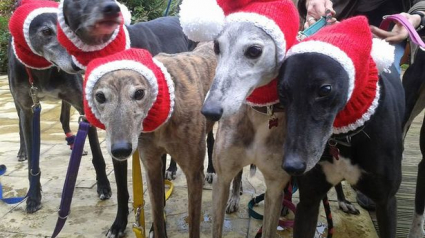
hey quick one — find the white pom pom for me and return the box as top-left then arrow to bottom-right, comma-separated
179,0 -> 225,42
116,1 -> 132,26
371,38 -> 395,74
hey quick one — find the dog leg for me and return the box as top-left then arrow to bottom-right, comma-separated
183,167 -> 204,238
165,157 -> 177,180
261,174 -> 288,238
335,182 -> 360,215
293,172 -> 332,238
143,153 -> 167,238
13,101 -> 27,161
375,196 -> 397,238
225,170 -> 243,214
19,107 -> 42,213
212,174 -> 233,238
106,159 -> 129,238
87,126 -> 112,199
409,117 -> 425,238
205,131 -> 215,184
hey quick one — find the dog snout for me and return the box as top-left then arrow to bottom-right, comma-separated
282,154 -> 306,176
111,141 -> 132,160
102,2 -> 120,16
201,103 -> 223,121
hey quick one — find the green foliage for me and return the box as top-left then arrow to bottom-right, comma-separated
0,0 -> 13,73
121,0 -> 181,23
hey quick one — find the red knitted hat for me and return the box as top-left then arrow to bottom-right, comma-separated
286,16 -> 394,134
84,48 -> 175,132
57,0 -> 131,70
9,0 -> 58,69
180,0 -> 299,107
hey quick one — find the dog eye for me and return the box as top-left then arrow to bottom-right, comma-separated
318,85 -> 332,97
134,89 -> 145,100
95,92 -> 106,103
245,46 -> 262,59
213,41 -> 220,55
41,28 -> 53,36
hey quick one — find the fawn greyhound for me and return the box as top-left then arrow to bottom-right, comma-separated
278,16 -> 403,238
83,43 -> 216,238
179,0 -> 300,237
7,0 -> 111,213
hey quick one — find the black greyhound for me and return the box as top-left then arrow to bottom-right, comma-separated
401,45 -> 425,237
59,0 -> 213,236
277,17 -> 404,238
7,2 -> 111,213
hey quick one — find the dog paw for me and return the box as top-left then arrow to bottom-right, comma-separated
338,200 -> 360,215
97,179 -> 112,200
17,149 -> 27,162
225,195 -> 240,214
164,170 -> 177,180
106,218 -> 127,238
26,198 -> 42,213
408,214 -> 425,238
205,172 -> 214,184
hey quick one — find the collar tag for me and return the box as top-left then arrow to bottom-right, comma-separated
267,106 -> 278,129
328,142 -> 340,160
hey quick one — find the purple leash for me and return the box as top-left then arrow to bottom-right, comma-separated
51,118 -> 90,238
380,14 -> 425,50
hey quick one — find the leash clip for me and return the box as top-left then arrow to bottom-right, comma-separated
30,86 -> 40,110
133,205 -> 145,231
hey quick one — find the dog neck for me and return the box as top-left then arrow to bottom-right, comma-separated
57,1 -> 131,70
245,78 -> 280,107
333,59 -> 380,134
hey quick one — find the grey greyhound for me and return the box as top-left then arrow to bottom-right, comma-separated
7,0 -> 111,213
83,43 -> 216,238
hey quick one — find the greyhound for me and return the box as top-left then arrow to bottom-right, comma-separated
401,45 -> 425,237
84,43 -> 216,238
277,16 -> 404,238
58,0 -> 207,235
7,0 -> 111,213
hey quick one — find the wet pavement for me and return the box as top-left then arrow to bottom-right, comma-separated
0,75 -> 379,237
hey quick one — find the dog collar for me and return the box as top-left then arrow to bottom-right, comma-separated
245,79 -> 280,107
84,50 -> 175,133
333,60 -> 380,134
9,1 -> 58,69
57,0 -> 131,70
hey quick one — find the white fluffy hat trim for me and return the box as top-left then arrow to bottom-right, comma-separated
179,0 -> 225,42
286,40 -> 356,102
371,38 -> 394,74
116,1 -> 132,26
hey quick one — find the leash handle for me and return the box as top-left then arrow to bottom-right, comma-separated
51,120 -> 90,238
380,14 -> 425,50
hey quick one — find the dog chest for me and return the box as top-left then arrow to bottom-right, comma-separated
319,156 -> 363,186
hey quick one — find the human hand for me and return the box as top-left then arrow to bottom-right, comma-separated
370,12 -> 422,44
304,0 -> 336,29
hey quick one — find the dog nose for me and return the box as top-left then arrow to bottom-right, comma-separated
201,103 -> 223,121
282,155 -> 306,176
102,2 -> 120,16
111,141 -> 132,159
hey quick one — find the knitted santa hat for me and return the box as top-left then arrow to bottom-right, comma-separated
180,0 -> 299,107
57,0 -> 131,70
286,16 -> 394,134
9,0 -> 58,69
84,48 -> 175,133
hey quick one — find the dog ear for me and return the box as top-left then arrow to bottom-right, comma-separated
371,38 -> 395,74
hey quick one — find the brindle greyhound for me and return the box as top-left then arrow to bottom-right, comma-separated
59,0 -> 217,235
7,1 -> 111,213
84,43 -> 216,238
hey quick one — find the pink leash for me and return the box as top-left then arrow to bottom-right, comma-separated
380,14 -> 425,50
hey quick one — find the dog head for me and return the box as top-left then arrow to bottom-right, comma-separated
202,22 -> 280,120
179,0 -> 299,121
61,0 -> 122,45
84,49 -> 174,161
9,0 -> 81,73
278,16 -> 393,175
